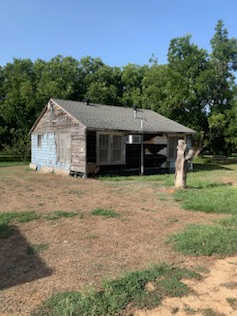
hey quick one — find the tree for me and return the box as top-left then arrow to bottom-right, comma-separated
141,63 -> 169,113
207,20 -> 237,154
120,63 -> 147,107
36,55 -> 81,104
0,56 -> 82,157
165,34 -> 211,156
85,64 -> 122,105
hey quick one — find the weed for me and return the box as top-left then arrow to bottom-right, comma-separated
169,224 -> 237,256
184,306 -> 197,315
44,211 -> 79,221
0,211 -> 39,238
32,263 -> 200,316
226,297 -> 237,310
16,212 -> 40,223
26,243 -> 48,255
0,211 -> 39,224
86,234 -> 98,239
171,306 -> 179,314
91,208 -> 121,218
200,308 -> 225,316
0,223 -> 14,238
32,291 -> 82,316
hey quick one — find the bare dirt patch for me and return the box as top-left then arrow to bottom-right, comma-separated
0,166 -> 236,316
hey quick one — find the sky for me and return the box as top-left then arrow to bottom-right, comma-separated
1,0 -> 237,68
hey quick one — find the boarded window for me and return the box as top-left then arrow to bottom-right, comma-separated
59,133 -> 71,163
97,134 -> 125,165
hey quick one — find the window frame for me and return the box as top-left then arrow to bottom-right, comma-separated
37,134 -> 42,148
97,132 -> 126,165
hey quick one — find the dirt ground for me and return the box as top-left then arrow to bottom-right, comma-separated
0,165 -> 237,316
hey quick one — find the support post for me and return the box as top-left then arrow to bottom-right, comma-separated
140,133 -> 144,175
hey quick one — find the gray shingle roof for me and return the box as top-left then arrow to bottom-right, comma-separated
52,98 -> 195,134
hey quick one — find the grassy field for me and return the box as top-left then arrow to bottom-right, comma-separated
1,158 -> 237,315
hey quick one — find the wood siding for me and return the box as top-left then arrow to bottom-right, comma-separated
32,104 -> 86,173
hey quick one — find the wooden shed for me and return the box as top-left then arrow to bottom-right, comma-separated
29,98 -> 195,176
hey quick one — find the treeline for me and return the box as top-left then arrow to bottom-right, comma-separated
1,19 -> 237,159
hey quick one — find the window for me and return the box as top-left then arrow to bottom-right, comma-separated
113,135 -> 123,163
99,134 -> 110,163
97,133 -> 125,165
59,133 -> 71,163
37,135 -> 42,147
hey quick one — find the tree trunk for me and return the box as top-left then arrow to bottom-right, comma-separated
194,132 -> 206,158
175,140 -> 194,189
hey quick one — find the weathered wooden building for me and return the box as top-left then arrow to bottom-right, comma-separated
30,98 -> 195,176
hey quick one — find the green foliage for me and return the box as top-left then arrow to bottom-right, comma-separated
167,34 -> 210,131
0,211 -> 39,225
121,63 -> 147,107
44,211 -> 79,221
90,208 -> 121,218
32,291 -> 83,316
170,174 -> 237,257
0,161 -> 28,167
226,297 -> 237,310
200,308 -> 225,316
32,263 -> 200,316
26,243 -> 48,255
0,223 -> 14,238
99,174 -> 164,182
141,64 -> 169,113
0,211 -> 39,238
218,215 -> 237,228
170,224 -> 237,256
1,20 -> 237,157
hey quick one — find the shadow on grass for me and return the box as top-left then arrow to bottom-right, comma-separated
193,163 -> 233,172
0,225 -> 53,290
187,182 -> 233,189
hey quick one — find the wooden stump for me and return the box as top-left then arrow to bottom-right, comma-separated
175,139 -> 194,189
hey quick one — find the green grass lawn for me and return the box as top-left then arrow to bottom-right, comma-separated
168,160 -> 237,257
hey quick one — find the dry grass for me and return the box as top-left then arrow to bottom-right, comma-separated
0,164 -> 235,315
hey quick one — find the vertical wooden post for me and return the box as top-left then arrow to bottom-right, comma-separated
140,120 -> 144,176
140,133 -> 144,175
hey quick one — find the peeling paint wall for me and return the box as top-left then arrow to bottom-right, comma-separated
31,132 -> 70,171
31,102 -> 86,174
